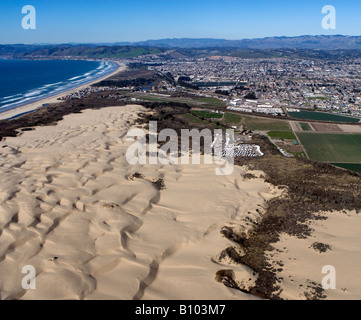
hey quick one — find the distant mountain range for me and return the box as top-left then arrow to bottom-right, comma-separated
3,35 -> 361,60
4,35 -> 361,50
111,35 -> 361,50
0,44 -> 163,59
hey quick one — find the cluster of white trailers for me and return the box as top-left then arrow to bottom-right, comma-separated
221,144 -> 264,157
211,133 -> 264,158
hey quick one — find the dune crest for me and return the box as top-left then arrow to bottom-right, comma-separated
0,105 -> 283,300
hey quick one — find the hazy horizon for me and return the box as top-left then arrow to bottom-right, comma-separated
0,0 -> 359,44
1,34 -> 360,46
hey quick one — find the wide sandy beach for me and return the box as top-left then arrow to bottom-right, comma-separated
0,105 -> 360,300
268,209 -> 361,300
0,62 -> 125,121
0,105 -> 285,300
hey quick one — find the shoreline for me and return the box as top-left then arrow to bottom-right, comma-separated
0,61 -> 125,121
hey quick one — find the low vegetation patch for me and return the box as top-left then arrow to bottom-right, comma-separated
267,131 -> 297,140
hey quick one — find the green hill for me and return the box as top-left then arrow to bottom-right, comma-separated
0,45 -> 163,59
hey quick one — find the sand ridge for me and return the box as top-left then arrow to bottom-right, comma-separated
0,105 -> 283,300
267,210 -> 361,300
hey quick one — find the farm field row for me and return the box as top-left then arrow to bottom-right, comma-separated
288,111 -> 360,123
332,163 -> 361,173
298,133 -> 361,163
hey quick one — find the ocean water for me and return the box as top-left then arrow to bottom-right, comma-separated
0,59 -> 118,114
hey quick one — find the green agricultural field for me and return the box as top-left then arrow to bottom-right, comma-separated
299,122 -> 312,131
288,111 -> 360,123
298,133 -> 361,163
332,163 -> 361,173
178,113 -> 224,129
195,97 -> 226,108
131,95 -> 171,103
223,112 -> 243,125
191,110 -> 223,119
242,115 -> 291,131
127,93 -> 225,109
179,113 -> 206,124
267,131 -> 297,140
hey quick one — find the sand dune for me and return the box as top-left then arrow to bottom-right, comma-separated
0,105 -> 285,300
268,210 -> 361,300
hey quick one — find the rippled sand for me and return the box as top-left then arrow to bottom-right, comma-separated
0,105 -> 282,300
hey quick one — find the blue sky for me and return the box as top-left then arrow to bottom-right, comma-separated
0,0 -> 360,44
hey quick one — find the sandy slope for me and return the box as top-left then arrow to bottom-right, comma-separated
268,210 -> 361,300
0,105 -> 284,300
